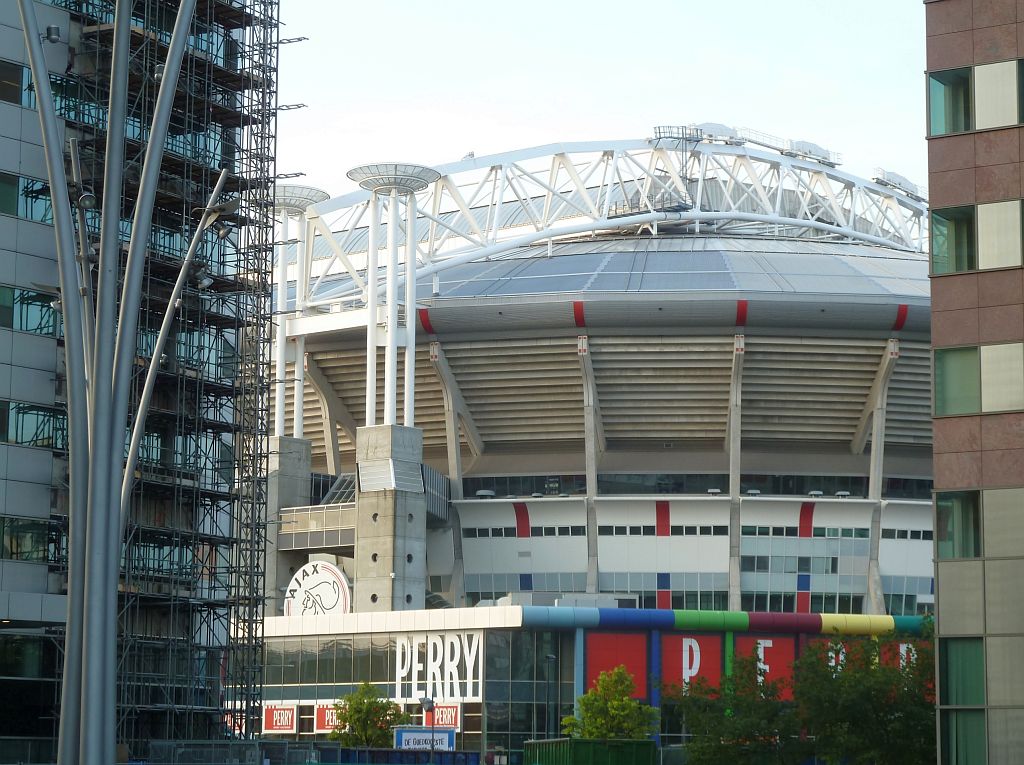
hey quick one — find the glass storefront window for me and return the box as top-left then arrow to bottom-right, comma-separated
936,491 -> 982,560
930,68 -> 972,135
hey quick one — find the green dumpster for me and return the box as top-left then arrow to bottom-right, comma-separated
523,737 -> 656,765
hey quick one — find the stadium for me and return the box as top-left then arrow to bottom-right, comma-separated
260,125 -> 933,748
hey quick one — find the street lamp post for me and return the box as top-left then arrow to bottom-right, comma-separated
420,697 -> 435,764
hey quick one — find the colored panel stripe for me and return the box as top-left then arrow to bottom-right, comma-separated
649,630 -> 663,713
417,308 -> 435,334
819,614 -> 896,636
746,612 -> 821,633
796,591 -> 811,614
675,610 -> 750,632
656,591 -> 671,610
735,299 -> 748,326
513,502 -> 530,538
798,502 -> 815,537
892,303 -> 908,331
655,500 -> 670,537
572,300 -> 586,327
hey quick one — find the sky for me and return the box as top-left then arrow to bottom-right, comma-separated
276,0 -> 927,201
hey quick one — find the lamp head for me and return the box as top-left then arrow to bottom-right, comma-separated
77,190 -> 97,210
43,26 -> 62,44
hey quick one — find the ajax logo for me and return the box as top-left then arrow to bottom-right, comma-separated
284,561 -> 351,616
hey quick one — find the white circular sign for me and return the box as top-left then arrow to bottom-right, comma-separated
284,561 -> 351,616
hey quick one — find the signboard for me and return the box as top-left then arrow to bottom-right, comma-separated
662,634 -> 723,688
586,633 -> 648,697
263,705 -> 297,734
425,702 -> 462,732
314,704 -> 339,734
395,631 -> 483,703
734,635 -> 796,700
284,561 -> 351,616
394,727 -> 456,751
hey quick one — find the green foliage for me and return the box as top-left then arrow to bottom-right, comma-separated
561,665 -> 660,740
793,630 -> 935,765
329,682 -> 411,748
665,654 -> 810,765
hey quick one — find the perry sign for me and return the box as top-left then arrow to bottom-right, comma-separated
394,631 -> 483,704
283,560 -> 351,617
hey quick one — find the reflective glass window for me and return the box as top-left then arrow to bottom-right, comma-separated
936,491 -> 982,559
939,638 -> 985,706
931,206 -> 976,274
934,347 -> 981,415
0,60 -> 22,105
929,68 -> 972,135
940,710 -> 986,765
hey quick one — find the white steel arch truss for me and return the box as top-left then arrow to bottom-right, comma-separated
294,134 -> 927,315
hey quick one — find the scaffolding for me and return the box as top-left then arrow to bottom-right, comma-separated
44,0 -> 277,751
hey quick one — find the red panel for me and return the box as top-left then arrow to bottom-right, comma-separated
798,502 -> 815,538
655,500 -> 670,537
314,704 -> 339,734
418,308 -> 435,335
735,299 -> 749,326
513,503 -> 530,538
656,590 -> 671,609
891,303 -> 908,331
734,635 -> 796,700
263,705 -> 297,733
586,633 -> 647,697
796,591 -> 811,613
573,300 -> 586,327
662,634 -> 723,688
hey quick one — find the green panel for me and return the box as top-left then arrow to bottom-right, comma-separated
673,610 -> 748,632
523,738 -> 656,765
724,632 -> 735,677
892,616 -> 923,636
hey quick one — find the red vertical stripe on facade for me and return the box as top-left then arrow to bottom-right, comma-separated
891,304 -> 908,331
798,502 -> 815,538
655,501 -> 670,537
572,301 -> 586,327
736,299 -> 748,326
796,591 -> 811,613
418,308 -> 435,335
656,591 -> 671,609
513,503 -> 530,538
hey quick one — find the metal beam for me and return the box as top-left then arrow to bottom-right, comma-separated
727,335 -> 745,612
851,338 -> 900,456
304,355 -> 358,475
429,341 -> 484,458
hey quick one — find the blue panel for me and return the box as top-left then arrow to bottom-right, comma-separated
649,629 -> 662,747
597,608 -> 675,630
657,572 -> 670,590
574,628 -> 586,716
797,573 -> 811,591
519,573 -> 533,591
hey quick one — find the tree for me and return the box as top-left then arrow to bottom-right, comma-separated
665,654 -> 810,765
330,682 -> 411,747
561,665 -> 660,739
793,628 -> 935,765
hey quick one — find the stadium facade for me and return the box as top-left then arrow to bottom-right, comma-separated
263,126 -> 934,750
1,0 -> 277,759
925,1 -> 1024,762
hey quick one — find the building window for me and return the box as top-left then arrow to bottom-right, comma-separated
940,710 -> 987,765
973,60 -> 1019,130
934,347 -> 981,415
931,206 -> 976,274
929,67 -> 972,135
936,491 -> 981,559
0,60 -> 24,106
939,638 -> 985,706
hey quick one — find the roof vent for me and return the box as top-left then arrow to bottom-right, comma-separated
835,491 -> 851,498
746,489 -> 761,496
475,490 -> 495,499
707,488 -> 722,496
808,490 -> 824,498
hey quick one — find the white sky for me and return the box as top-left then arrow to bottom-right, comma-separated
276,0 -> 927,200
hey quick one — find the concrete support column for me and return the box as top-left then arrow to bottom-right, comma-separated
266,436 -> 312,614
727,335 -> 744,612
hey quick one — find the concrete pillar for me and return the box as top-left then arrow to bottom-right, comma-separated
354,424 -> 427,611
266,436 -> 311,614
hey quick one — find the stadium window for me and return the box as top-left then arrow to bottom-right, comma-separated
936,491 -> 982,559
628,526 -> 641,536
740,556 -> 755,572
642,525 -> 655,536
699,525 -> 712,536
531,526 -> 543,537
570,526 -> 585,536
712,526 -> 728,536
741,525 -> 756,536
854,528 -> 869,539
977,200 -> 1022,270
543,527 -> 555,537
928,67 -> 972,135
922,530 -> 934,541
798,557 -> 810,573
614,526 -> 626,535
896,529 -> 908,540
491,528 -> 503,538
755,556 -> 769,573
597,526 -> 612,536
812,527 -> 826,538
558,526 -> 570,536
671,525 -> 686,536
684,525 -> 697,536
825,527 -> 839,539
757,526 -> 770,536
881,528 -> 896,539
462,528 -> 477,538
840,528 -> 854,538
935,347 -> 981,416
910,530 -> 922,540
930,206 -> 976,274
477,528 -> 490,538
974,60 -> 1019,130
504,527 -> 516,537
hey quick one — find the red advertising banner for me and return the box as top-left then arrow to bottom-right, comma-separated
662,634 -> 723,688
263,705 -> 297,734
314,704 -> 339,734
734,635 -> 796,700
425,702 -> 462,731
586,633 -> 648,697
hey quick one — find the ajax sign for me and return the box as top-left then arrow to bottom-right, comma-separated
283,560 -> 351,616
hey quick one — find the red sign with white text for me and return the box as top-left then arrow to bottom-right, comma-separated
586,633 -> 648,697
425,702 -> 462,731
662,633 -> 723,688
263,705 -> 297,734
734,635 -> 796,700
314,704 -> 339,734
